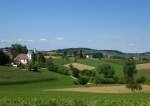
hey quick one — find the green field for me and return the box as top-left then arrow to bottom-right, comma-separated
0,59 -> 150,106
0,66 -> 56,84
0,66 -> 75,92
0,92 -> 150,106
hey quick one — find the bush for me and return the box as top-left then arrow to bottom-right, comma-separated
101,78 -> 115,84
46,59 -> 58,72
28,62 -> 39,72
69,65 -> 79,78
46,59 -> 70,75
0,50 -> 11,65
57,66 -> 70,75
73,80 -> 79,85
136,76 -> 146,84
94,75 -> 104,85
94,74 -> 118,84
80,69 -> 95,78
78,76 -> 89,85
98,64 -> 115,78
18,63 -> 26,69
118,77 -> 126,84
126,82 -> 142,92
113,76 -> 119,83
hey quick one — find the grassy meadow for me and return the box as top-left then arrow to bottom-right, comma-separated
0,58 -> 150,106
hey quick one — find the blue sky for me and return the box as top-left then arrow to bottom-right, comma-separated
0,0 -> 150,52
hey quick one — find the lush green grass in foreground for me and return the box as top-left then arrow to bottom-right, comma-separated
0,60 -> 150,106
0,92 -> 150,106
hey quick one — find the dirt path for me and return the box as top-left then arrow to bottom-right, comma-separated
49,85 -> 150,93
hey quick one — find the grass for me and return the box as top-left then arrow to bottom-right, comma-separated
78,59 -> 150,81
0,92 -> 150,106
78,59 -> 124,78
0,59 -> 150,106
0,66 -> 75,92
0,66 -> 57,84
53,58 -> 73,65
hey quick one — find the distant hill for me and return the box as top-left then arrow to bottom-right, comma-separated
51,48 -> 124,55
50,48 -> 150,58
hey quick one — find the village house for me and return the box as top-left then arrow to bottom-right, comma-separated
13,51 -> 32,65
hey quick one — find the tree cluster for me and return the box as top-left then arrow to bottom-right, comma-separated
11,44 -> 28,59
28,52 -> 46,72
123,59 -> 146,92
46,59 -> 69,75
94,64 -> 118,84
0,50 -> 10,65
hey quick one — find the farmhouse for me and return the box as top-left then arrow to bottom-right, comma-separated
14,54 -> 30,65
14,51 -> 32,65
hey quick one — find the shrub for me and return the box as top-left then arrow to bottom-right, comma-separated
18,63 -> 26,69
126,82 -> 142,92
0,50 -> 11,65
69,64 -> 79,78
98,64 -> 115,78
73,80 -> 79,85
28,62 -> 39,72
78,76 -> 89,85
94,74 -> 104,85
136,76 -> 146,84
118,77 -> 126,84
46,59 -> 58,72
80,69 -> 94,78
101,78 -> 115,84
113,76 -> 119,84
57,66 -> 70,75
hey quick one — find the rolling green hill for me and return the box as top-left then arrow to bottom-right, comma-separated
0,66 -> 56,85
0,66 -> 75,90
0,61 -> 149,106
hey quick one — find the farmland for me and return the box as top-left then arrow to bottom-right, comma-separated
0,93 -> 150,106
137,63 -> 150,72
53,58 -> 150,80
0,59 -> 150,106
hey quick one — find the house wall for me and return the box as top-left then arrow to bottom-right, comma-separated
20,59 -> 28,64
27,53 -> 32,60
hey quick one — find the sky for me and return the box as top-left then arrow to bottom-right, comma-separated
0,0 -> 150,53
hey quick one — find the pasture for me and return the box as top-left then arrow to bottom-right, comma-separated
0,59 -> 150,106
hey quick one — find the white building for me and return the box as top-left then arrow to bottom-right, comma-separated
14,51 -> 32,65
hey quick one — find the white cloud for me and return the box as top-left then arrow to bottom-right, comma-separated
40,38 -> 47,41
27,40 -> 34,42
0,40 -> 11,43
18,39 -> 23,42
56,37 -> 64,41
0,40 -> 7,43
